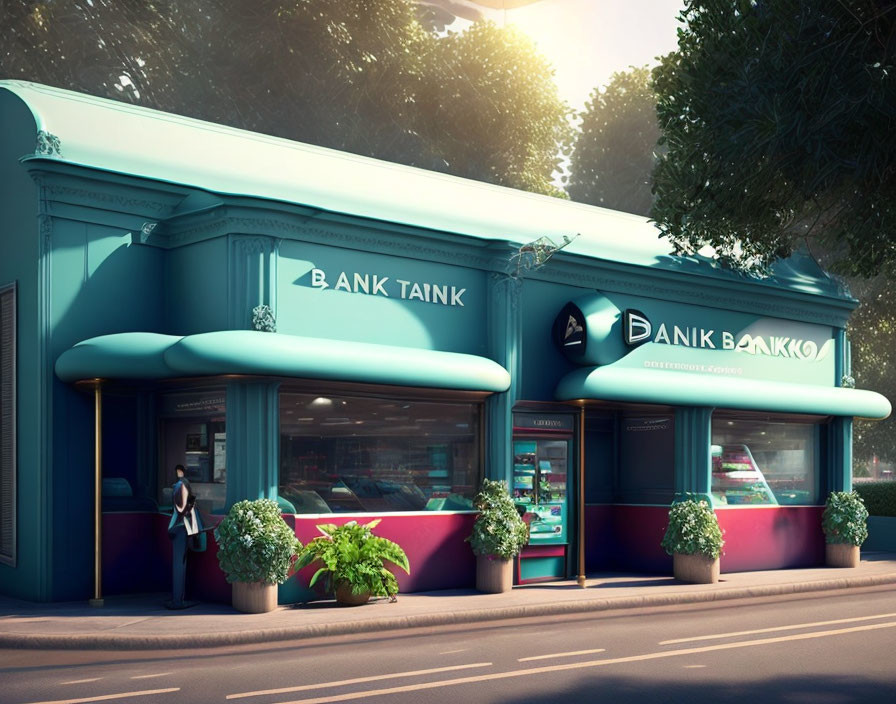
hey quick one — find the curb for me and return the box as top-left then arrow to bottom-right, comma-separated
3,572 -> 896,650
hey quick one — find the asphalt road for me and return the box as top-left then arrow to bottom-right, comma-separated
3,586 -> 896,704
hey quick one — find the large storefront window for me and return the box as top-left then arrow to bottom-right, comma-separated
159,390 -> 226,513
711,415 -> 819,506
279,391 -> 481,513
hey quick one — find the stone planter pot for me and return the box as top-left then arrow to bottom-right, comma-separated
673,553 -> 720,584
476,555 -> 514,593
232,581 -> 277,613
334,581 -> 371,606
826,542 -> 860,568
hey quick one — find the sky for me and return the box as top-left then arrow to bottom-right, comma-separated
437,0 -> 686,111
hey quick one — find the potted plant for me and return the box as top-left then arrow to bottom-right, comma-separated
661,496 -> 724,584
467,478 -> 529,593
822,490 -> 869,567
215,498 -> 302,613
295,519 -> 409,606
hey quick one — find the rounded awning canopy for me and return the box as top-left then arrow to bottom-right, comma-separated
555,365 -> 891,420
56,331 -> 511,393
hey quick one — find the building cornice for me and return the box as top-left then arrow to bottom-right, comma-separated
25,160 -> 854,328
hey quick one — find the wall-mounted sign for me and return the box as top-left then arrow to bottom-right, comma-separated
310,268 -> 466,307
623,417 -> 672,433
552,302 -> 586,355
513,413 -> 576,433
623,309 -> 651,346
621,309 -> 832,362
161,391 -> 226,416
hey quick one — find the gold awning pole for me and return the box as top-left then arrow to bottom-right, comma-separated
577,403 -> 586,588
89,380 -> 104,607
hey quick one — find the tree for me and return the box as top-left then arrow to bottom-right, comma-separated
1,1 -> 224,118
651,0 -> 896,276
1,1 -> 570,196
848,272 -> 896,465
206,0 -> 429,165
567,66 -> 660,216
414,21 -> 572,196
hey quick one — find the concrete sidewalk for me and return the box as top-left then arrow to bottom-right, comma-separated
2,553 -> 896,650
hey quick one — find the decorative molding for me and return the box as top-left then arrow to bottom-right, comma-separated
527,255 -> 854,328
35,130 -> 62,157
166,212 -> 497,270
39,213 -> 53,249
42,183 -> 172,216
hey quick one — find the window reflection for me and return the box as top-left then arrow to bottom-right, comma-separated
278,392 -> 481,513
159,391 -> 226,513
711,416 -> 819,506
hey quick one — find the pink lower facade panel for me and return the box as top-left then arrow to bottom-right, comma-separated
103,511 -> 477,604
101,504 -> 826,603
584,504 -> 826,574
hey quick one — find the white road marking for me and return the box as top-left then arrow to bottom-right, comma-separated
683,665 -> 706,669
271,620 -> 896,704
59,680 -> 102,685
130,673 -> 173,680
518,648 -> 606,662
438,649 -> 466,654
226,662 -> 493,699
659,611 -> 896,645
24,688 -> 179,704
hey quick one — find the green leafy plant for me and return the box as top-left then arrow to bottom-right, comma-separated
822,491 -> 869,546
295,520 -> 410,599
467,478 -> 529,560
214,499 -> 301,585
661,497 -> 724,559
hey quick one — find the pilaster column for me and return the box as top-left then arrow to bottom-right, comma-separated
227,235 -> 278,330
486,273 -> 522,485
225,380 -> 280,509
827,417 -> 853,494
673,407 -> 713,500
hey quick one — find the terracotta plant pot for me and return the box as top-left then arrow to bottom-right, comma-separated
232,581 -> 277,613
673,552 -> 720,584
476,554 -> 514,593
826,542 -> 860,568
334,581 -> 371,606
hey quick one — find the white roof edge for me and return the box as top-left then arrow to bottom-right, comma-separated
0,80 -> 671,265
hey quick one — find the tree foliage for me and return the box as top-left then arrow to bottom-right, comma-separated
2,1 -> 221,117
651,0 -> 896,276
567,66 -> 660,216
1,0 -> 570,195
849,272 -> 896,464
415,21 -> 572,196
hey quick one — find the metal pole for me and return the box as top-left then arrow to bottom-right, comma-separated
577,403 -> 586,588
89,381 -> 104,607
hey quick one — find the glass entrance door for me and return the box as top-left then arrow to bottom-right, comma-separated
512,438 -> 570,544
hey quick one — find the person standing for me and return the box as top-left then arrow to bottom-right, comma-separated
165,464 -> 202,609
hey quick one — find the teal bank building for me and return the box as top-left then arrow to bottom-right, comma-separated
0,81 -> 890,603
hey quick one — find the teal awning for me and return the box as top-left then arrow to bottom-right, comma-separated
555,365 -> 891,420
56,331 -> 511,393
